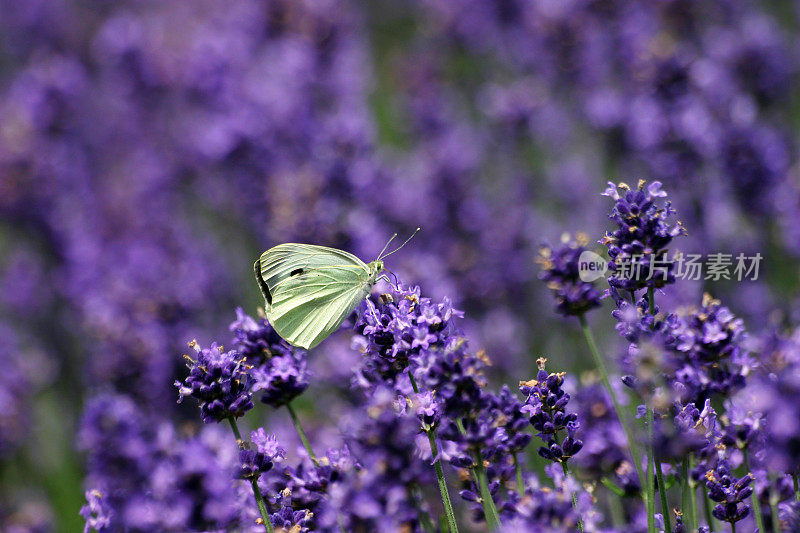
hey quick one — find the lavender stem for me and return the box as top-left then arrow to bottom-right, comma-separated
743,451 -> 766,533
578,315 -> 647,505
702,484 -> 715,531
681,457 -> 697,532
646,408 -> 656,533
655,447 -> 671,533
411,484 -> 436,533
769,471 -> 780,533
512,453 -> 525,496
408,372 -> 460,533
228,418 -> 273,533
794,474 -> 800,502
473,450 -> 502,529
561,461 -> 584,533
689,457 -> 699,531
286,401 -> 318,465
455,418 -> 500,529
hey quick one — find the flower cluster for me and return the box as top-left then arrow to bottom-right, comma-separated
79,490 -> 113,533
237,428 -> 285,480
663,294 -> 750,404
520,358 -> 583,463
270,489 -> 314,533
615,289 -> 749,408
601,180 -> 686,291
230,309 -> 310,407
705,459 -> 753,524
741,329 -> 800,474
79,394 -> 244,531
537,234 -> 603,317
571,381 -> 641,494
175,341 -> 254,423
499,465 -> 592,531
354,284 -> 465,388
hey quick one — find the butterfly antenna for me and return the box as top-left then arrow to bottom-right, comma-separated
377,233 -> 398,261
379,227 -> 420,260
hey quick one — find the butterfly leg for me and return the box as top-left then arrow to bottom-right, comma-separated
376,274 -> 401,292
368,299 -> 380,323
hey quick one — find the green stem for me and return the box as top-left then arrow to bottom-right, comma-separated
681,458 -> 697,532
732,521 -> 737,533
578,315 -> 647,503
689,456 -> 699,531
409,372 -> 460,533
794,473 -> 800,502
608,491 -> 625,528
561,461 -> 584,533
286,401 -> 318,465
454,419 -> 500,530
645,408 -> 656,533
743,452 -> 766,533
769,472 -> 780,533
473,450 -> 502,530
647,287 -> 656,317
654,448 -> 671,533
703,486 -> 715,532
228,418 -> 273,533
411,484 -> 436,533
428,431 -> 460,533
646,288 -> 661,531
513,453 -> 525,496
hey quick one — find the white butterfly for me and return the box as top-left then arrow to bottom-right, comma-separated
254,230 -> 418,349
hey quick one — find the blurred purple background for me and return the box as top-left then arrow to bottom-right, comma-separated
0,0 -> 798,530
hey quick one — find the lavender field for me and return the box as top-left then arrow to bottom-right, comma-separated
1,1 -> 800,532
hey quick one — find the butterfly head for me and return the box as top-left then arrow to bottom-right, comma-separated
369,260 -> 384,278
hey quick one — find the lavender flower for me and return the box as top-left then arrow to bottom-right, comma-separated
742,333 -> 800,473
80,490 -> 113,533
616,292 -> 749,407
537,234 -> 603,317
175,341 -> 254,423
521,358 -> 583,464
601,180 -> 685,292
230,309 -> 310,407
79,394 -> 244,531
0,326 -> 40,458
499,465 -> 592,531
269,489 -> 314,533
412,390 -> 441,430
779,501 -> 800,532
238,429 -> 285,480
572,381 -> 641,494
705,459 -> 753,524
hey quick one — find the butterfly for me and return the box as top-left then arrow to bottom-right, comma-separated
254,229 -> 418,349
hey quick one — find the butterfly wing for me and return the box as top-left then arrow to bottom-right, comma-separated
255,244 -> 368,306
266,265 -> 372,349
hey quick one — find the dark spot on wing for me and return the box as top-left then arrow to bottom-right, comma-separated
290,268 -> 305,277
254,258 -> 272,305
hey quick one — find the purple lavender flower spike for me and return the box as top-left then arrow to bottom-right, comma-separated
413,390 -> 442,430
521,358 -> 583,464
270,488 -> 314,533
601,180 -> 685,292
230,309 -> 311,408
80,490 -> 113,533
742,326 -> 800,475
175,340 -> 254,423
537,233 -> 603,317
238,428 -> 286,480
705,459 -> 752,525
